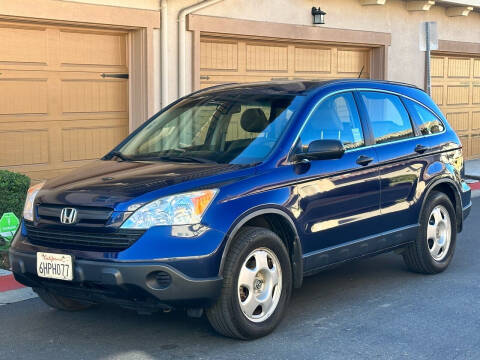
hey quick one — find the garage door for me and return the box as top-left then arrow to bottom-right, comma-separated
0,22 -> 129,180
200,36 -> 371,88
431,54 -> 480,159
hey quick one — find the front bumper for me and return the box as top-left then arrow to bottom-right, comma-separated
9,248 -> 223,309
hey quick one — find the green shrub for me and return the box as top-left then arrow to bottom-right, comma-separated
0,170 -> 30,219
0,171 -> 30,268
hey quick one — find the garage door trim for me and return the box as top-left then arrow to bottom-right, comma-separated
189,14 -> 390,90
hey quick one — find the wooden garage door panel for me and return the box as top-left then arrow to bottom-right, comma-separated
431,57 -> 444,78
0,79 -> 48,115
200,36 -> 371,89
432,53 -> 480,158
60,30 -> 127,66
337,49 -> 369,74
446,112 -> 469,132
0,129 -> 49,166
62,80 -> 128,113
62,125 -> 128,161
200,40 -> 238,70
294,47 -> 331,73
474,60 -> 480,78
246,43 -> 288,72
447,86 -> 469,105
0,26 -> 47,64
473,86 -> 480,105
0,22 -> 129,180
431,85 -> 443,105
472,112 -> 480,130
448,58 -> 471,78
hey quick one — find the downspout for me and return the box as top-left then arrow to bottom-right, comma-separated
178,0 -> 224,98
161,0 -> 168,107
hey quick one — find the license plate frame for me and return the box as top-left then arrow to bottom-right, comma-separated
36,252 -> 73,281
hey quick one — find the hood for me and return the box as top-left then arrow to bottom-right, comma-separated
37,160 -> 247,209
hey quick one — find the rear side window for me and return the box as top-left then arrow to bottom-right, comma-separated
404,99 -> 445,135
297,92 -> 364,152
360,92 -> 414,144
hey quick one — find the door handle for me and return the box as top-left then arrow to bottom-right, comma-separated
415,144 -> 430,154
356,155 -> 373,166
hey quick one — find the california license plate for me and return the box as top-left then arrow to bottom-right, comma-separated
37,252 -> 73,281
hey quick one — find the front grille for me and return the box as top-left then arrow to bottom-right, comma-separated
37,204 -> 113,226
25,222 -> 144,251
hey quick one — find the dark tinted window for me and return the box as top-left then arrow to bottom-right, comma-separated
360,92 -> 414,144
404,99 -> 444,135
297,92 -> 364,152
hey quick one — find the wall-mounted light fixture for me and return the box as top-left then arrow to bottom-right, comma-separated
311,7 -> 326,25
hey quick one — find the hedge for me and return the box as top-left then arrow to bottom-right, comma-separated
0,170 -> 30,219
0,170 -> 30,268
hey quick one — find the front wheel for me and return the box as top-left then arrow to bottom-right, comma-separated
206,227 -> 292,339
403,191 -> 457,274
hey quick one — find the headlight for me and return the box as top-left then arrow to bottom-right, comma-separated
23,182 -> 45,221
121,189 -> 218,229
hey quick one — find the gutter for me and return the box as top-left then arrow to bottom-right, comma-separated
161,0 -> 168,108
178,0 -> 224,98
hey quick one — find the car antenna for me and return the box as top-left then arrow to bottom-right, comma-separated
358,65 -> 365,79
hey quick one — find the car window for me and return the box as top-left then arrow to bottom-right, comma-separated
296,92 -> 364,152
360,92 -> 414,144
226,105 -> 271,141
404,99 -> 445,135
118,92 -> 302,165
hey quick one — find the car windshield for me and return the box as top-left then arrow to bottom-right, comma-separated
114,90 -> 304,164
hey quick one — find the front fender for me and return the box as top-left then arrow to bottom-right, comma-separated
204,188 -> 304,288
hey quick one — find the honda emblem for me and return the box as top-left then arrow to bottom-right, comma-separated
60,208 -> 78,224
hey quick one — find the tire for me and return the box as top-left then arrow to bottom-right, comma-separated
206,226 -> 292,340
403,191 -> 457,274
35,288 -> 94,311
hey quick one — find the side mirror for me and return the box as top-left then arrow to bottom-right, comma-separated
294,139 -> 345,162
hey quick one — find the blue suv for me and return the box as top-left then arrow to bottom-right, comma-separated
10,80 -> 471,339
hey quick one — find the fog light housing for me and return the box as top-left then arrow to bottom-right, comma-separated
146,271 -> 172,290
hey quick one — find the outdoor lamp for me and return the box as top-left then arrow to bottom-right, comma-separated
311,7 -> 326,25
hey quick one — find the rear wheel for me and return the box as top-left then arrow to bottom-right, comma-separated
206,226 -> 292,339
403,191 -> 456,274
35,288 -> 94,311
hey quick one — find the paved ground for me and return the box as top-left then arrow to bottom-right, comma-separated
466,158 -> 480,178
1,199 -> 479,360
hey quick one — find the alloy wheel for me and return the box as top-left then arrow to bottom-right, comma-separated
237,247 -> 282,323
426,205 -> 452,262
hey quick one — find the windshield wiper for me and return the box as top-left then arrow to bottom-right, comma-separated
108,151 -> 131,162
149,155 -> 216,164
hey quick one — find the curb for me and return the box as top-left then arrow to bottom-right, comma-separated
0,274 -> 24,292
467,180 -> 480,198
0,270 -> 37,305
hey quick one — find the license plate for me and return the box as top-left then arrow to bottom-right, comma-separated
37,252 -> 73,281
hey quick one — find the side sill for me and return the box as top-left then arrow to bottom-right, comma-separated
302,224 -> 419,274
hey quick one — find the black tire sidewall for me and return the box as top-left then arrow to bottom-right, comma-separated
419,192 -> 457,272
228,230 -> 292,339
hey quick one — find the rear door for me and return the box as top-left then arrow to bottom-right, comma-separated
357,91 -> 423,234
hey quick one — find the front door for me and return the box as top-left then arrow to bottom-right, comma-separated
357,91 -> 423,234
286,92 -> 381,272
